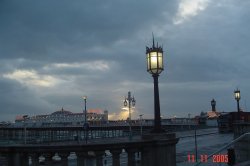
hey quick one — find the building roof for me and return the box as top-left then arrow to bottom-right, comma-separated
51,108 -> 72,116
207,111 -> 220,119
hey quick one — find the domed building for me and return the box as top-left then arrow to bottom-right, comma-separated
14,107 -> 108,127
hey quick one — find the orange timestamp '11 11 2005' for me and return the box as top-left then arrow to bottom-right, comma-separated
187,154 -> 228,163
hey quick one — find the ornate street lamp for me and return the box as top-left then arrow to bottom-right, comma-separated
82,96 -> 89,143
124,91 -> 136,140
146,37 -> 164,133
234,89 -> 241,121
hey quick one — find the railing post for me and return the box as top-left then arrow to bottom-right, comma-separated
30,153 -> 40,166
58,152 -> 70,166
227,148 -> 236,166
95,151 -> 105,166
126,148 -> 137,166
141,146 -> 154,166
43,152 -> 54,166
76,152 -> 88,166
7,152 -> 29,166
110,149 -> 122,166
142,133 -> 179,166
20,152 -> 29,166
7,152 -> 21,166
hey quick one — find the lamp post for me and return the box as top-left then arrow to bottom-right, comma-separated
23,115 -> 28,144
139,114 -> 144,136
82,96 -> 88,144
188,113 -> 191,129
146,37 -> 165,133
124,91 -> 136,140
234,89 -> 241,121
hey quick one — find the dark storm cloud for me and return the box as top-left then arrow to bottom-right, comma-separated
0,0 -> 177,62
1,0 -> 250,121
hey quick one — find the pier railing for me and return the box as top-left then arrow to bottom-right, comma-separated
193,123 -> 250,166
0,124 -> 196,144
0,133 -> 179,166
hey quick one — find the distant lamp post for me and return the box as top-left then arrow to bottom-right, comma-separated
82,96 -> 89,144
234,89 -> 241,121
139,114 -> 144,136
23,115 -> 28,144
124,91 -> 136,140
146,37 -> 164,133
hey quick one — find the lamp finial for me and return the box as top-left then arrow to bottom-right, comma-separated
152,32 -> 155,48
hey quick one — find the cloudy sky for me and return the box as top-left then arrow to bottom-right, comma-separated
1,0 -> 250,122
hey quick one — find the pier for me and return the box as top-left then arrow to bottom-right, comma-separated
0,124 -> 197,144
0,124 -> 197,165
0,125 -> 179,166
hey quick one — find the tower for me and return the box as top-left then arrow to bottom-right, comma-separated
211,99 -> 216,112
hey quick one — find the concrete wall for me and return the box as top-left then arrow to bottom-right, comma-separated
233,123 -> 250,163
206,119 -> 218,127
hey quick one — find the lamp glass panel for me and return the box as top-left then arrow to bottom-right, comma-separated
147,53 -> 150,71
235,92 -> 240,99
157,52 -> 163,69
147,50 -> 164,74
150,52 -> 158,69
124,99 -> 128,107
148,52 -> 157,74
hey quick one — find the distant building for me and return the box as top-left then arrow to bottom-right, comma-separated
206,112 -> 220,127
169,117 -> 196,125
0,121 -> 11,127
197,111 -> 207,125
196,99 -> 220,126
14,108 -> 108,127
218,111 -> 250,133
206,99 -> 220,126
